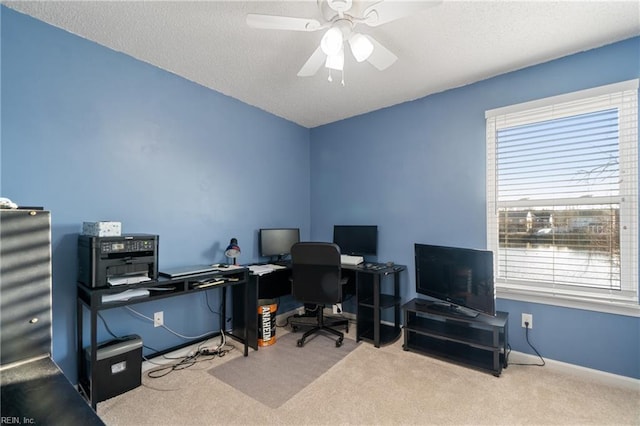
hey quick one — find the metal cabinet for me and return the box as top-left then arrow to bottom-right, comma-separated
0,209 -> 52,366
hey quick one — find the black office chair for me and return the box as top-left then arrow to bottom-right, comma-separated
290,242 -> 349,348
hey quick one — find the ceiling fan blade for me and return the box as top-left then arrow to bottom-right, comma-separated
246,13 -> 324,31
297,46 -> 327,77
365,35 -> 398,70
363,0 -> 442,27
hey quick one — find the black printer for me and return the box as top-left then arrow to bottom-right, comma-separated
78,234 -> 158,288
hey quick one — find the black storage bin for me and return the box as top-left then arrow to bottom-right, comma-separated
84,335 -> 142,402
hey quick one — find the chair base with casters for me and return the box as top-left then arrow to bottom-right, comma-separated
295,305 -> 346,348
290,304 -> 349,335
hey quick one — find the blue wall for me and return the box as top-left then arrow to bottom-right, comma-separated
1,7 -> 310,383
310,37 -> 640,379
2,5 -> 638,381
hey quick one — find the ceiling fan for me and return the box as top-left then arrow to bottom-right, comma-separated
246,0 -> 441,84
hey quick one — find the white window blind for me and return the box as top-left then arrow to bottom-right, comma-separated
486,80 -> 638,309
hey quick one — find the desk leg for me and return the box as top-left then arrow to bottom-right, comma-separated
394,272 -> 401,331
89,304 -> 98,410
227,273 -> 251,356
355,272 -> 362,343
373,274 -> 381,348
503,319 -> 509,368
243,277 -> 249,356
222,286 -> 227,334
76,296 -> 99,410
76,298 -> 84,402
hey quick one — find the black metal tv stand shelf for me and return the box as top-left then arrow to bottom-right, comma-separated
402,298 -> 508,376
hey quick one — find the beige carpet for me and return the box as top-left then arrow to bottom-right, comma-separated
97,328 -> 640,425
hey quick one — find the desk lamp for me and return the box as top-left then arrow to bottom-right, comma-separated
224,238 -> 241,265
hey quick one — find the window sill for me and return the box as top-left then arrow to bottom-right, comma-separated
496,286 -> 640,318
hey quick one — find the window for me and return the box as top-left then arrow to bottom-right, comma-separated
486,80 -> 638,314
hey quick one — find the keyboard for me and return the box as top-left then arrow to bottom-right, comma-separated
159,265 -> 218,278
340,255 -> 364,265
360,263 -> 387,271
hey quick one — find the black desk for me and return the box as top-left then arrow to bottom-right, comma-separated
344,264 -> 406,347
241,263 -> 406,349
77,267 -> 250,409
233,266 -> 290,350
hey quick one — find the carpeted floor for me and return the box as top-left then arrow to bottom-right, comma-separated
97,327 -> 640,425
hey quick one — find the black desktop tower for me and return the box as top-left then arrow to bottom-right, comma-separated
83,335 -> 143,402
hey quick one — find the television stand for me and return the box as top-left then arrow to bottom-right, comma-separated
402,298 -> 508,376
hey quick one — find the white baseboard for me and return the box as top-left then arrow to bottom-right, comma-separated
508,350 -> 640,392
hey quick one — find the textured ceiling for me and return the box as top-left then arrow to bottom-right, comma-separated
4,1 -> 640,128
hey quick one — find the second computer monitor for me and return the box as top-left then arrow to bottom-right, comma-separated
259,228 -> 300,262
333,225 -> 378,257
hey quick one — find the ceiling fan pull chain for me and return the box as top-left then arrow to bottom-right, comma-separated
341,69 -> 345,86
328,70 -> 333,82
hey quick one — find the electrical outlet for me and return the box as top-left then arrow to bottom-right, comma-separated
333,303 -> 342,314
521,313 -> 533,329
154,311 -> 164,328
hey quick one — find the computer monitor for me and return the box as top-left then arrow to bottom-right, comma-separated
333,225 -> 378,257
259,228 -> 300,262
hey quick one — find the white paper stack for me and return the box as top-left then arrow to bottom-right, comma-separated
108,274 -> 151,286
102,289 -> 150,303
248,264 -> 275,276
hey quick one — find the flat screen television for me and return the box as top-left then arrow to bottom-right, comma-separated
333,225 -> 378,257
414,243 -> 495,317
259,228 -> 300,262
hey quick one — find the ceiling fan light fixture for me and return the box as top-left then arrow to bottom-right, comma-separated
325,48 -> 344,71
349,33 -> 374,62
320,27 -> 343,56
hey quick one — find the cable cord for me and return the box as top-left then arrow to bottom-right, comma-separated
277,313 -> 297,328
507,324 -> 545,367
97,296 -> 235,379
278,303 -> 318,328
97,311 -> 121,340
145,332 -> 235,379
204,290 -> 222,317
144,292 -> 235,379
97,311 -> 193,364
205,290 -> 234,334
145,350 -> 204,378
124,305 -> 216,340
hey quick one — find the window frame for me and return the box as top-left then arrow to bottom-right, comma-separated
486,79 -> 639,317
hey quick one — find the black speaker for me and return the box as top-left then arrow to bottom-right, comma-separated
84,335 -> 142,402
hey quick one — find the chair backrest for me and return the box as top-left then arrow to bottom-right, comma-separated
291,242 -> 342,305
